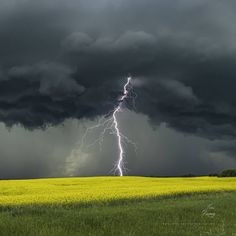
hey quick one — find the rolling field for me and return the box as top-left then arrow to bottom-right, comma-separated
0,177 -> 235,235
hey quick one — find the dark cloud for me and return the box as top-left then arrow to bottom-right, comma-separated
0,0 -> 236,178
1,0 -> 236,137
9,63 -> 85,99
0,61 -> 121,128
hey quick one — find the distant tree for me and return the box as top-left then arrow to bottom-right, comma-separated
208,173 -> 218,177
218,169 -> 236,177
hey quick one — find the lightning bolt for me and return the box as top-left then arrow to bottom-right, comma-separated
112,77 -> 131,176
69,76 -> 136,176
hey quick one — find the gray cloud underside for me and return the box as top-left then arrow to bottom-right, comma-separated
1,0 -> 236,139
1,114 -> 235,179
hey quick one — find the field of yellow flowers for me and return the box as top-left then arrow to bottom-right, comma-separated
0,176 -> 235,206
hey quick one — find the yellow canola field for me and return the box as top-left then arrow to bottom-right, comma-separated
0,177 -> 235,206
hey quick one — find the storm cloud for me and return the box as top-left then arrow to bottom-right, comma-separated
0,0 -> 236,178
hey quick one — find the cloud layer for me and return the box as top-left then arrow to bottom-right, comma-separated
0,0 -> 236,177
1,0 -> 236,139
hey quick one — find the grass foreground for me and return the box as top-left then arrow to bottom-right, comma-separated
0,176 -> 235,235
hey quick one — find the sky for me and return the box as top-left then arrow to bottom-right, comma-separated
0,0 -> 236,178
